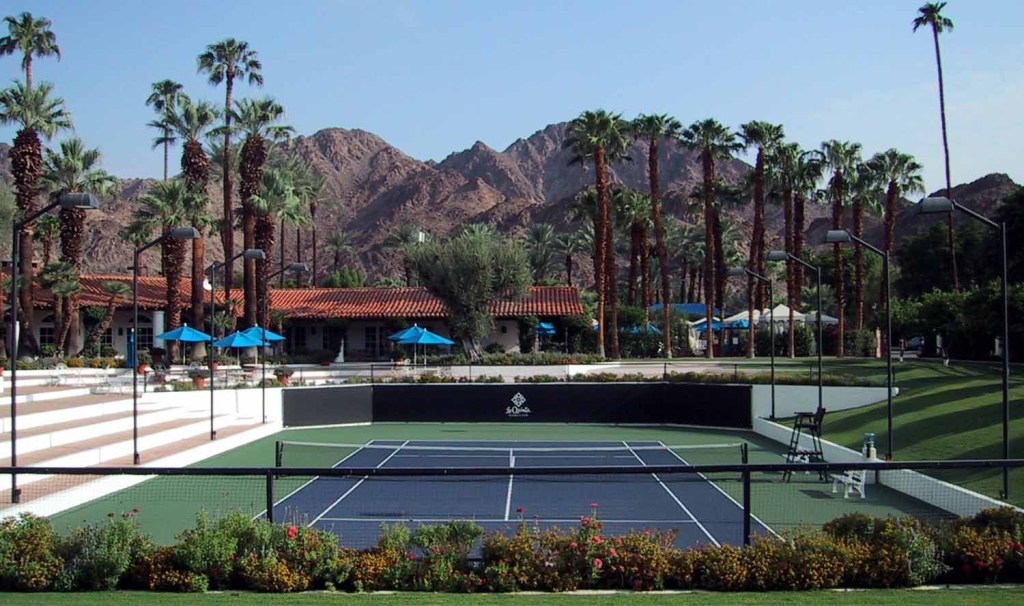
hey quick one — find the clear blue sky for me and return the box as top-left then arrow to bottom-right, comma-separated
0,0 -> 1021,194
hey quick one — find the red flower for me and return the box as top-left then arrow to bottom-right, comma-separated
516,506 -> 524,513
287,525 -> 298,539
590,502 -> 599,509
592,535 -> 603,544
977,560 -> 988,568
644,529 -> 651,537
132,507 -> 140,513
593,558 -> 603,569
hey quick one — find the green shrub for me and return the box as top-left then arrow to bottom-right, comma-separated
0,513 -> 63,591
172,511 -> 237,590
56,511 -> 152,590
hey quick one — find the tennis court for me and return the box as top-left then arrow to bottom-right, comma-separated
271,439 -> 772,549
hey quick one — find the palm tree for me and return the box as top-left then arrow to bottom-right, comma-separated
81,280 -> 130,356
556,229 -> 587,287
0,81 -> 71,354
566,110 -> 631,358
849,163 -> 883,331
231,96 -> 293,327
767,142 -> 801,356
326,232 -> 353,277
145,80 -> 184,181
197,38 -> 263,305
631,113 -> 682,355
40,136 -> 116,352
37,261 -> 76,355
792,152 -> 826,325
681,119 -> 742,359
0,12 -> 60,91
525,223 -> 558,285
821,139 -> 862,357
293,163 -> 326,284
34,213 -> 58,266
914,2 -> 958,290
387,223 -> 423,285
166,95 -> 218,334
133,180 -> 190,362
252,166 -> 303,328
738,121 -> 784,351
615,190 -> 651,307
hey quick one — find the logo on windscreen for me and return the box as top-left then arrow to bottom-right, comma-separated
506,392 -> 531,417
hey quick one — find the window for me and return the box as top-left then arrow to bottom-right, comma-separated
364,327 -> 378,352
293,327 -> 306,352
100,329 -> 113,348
137,327 -> 153,351
39,326 -> 55,346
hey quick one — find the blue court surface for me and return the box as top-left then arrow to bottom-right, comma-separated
271,440 -> 772,549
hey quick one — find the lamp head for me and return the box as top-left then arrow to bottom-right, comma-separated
918,196 -> 955,214
169,226 -> 201,240
824,230 -> 853,244
59,192 -> 101,210
242,248 -> 266,260
726,267 -> 748,278
767,250 -> 789,262
287,262 -> 310,272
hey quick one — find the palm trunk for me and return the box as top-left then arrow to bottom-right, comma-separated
603,185 -> 619,358
833,173 -> 846,358
593,151 -> 608,359
279,216 -> 286,287
83,298 -> 119,355
295,228 -> 304,287
853,195 -> 865,331
628,225 -> 639,306
255,211 -> 275,329
702,150 -> 716,359
639,224 -> 651,315
310,203 -> 318,286
163,128 -> 170,181
565,253 -> 573,287
794,193 -> 806,315
748,147 -> 765,358
933,27 -> 959,291
883,180 -> 898,318
42,239 -> 52,266
648,139 -> 672,356
784,187 -> 795,357
222,75 -> 235,308
164,239 -> 186,362
12,127 -> 43,355
191,235 -> 206,359
713,210 -> 726,328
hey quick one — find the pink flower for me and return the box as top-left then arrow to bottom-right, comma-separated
287,525 -> 298,539
644,529 -> 651,537
569,542 -> 578,549
590,502 -> 599,509
609,548 -> 618,557
593,558 -> 603,569
592,535 -> 603,544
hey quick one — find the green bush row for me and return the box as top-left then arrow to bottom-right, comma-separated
3,507 -> 1024,593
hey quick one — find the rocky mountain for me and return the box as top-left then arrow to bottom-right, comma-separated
0,127 -> 1019,282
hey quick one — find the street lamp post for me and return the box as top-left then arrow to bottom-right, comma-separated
206,249 -> 265,439
768,250 -> 824,415
919,196 -> 1011,498
728,267 -> 775,419
133,227 -> 200,464
824,229 -> 893,459
9,193 -> 101,502
262,262 -> 309,423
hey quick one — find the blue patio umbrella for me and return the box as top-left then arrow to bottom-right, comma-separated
213,331 -> 264,364
538,322 -> 556,335
630,322 -> 662,335
156,323 -> 212,342
242,326 -> 286,345
398,327 -> 455,364
388,324 -> 422,341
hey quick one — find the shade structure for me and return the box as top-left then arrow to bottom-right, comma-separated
690,318 -> 724,332
156,323 -> 212,343
213,331 -> 264,349
399,328 -> 455,346
629,322 -> 662,335
803,311 -> 839,326
388,324 -> 421,341
242,326 -> 286,344
538,322 -> 556,335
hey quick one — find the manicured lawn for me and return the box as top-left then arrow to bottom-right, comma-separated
4,588 -> 1024,605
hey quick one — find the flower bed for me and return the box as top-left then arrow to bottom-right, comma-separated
3,506 -> 1024,593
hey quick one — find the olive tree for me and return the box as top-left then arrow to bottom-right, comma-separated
407,225 -> 530,360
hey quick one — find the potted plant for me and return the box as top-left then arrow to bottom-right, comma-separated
273,365 -> 295,386
137,349 -> 152,374
188,368 -> 209,389
153,363 -> 170,384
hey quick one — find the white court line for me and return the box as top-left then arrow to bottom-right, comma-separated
254,440 -> 374,520
319,517 -> 700,524
623,441 -> 720,547
657,440 -> 779,540
504,448 -> 515,521
307,440 -> 410,527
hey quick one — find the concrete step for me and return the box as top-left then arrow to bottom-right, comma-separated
0,393 -> 137,433
6,386 -> 93,405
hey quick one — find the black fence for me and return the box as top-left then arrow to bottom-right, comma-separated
282,382 -> 752,428
4,459 -> 1020,549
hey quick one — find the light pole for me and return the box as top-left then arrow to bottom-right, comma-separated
728,267 -> 775,419
133,227 -> 200,464
206,249 -> 265,439
824,229 -> 893,459
9,193 -> 100,502
768,250 -> 824,415
262,262 -> 309,423
919,196 -> 1011,498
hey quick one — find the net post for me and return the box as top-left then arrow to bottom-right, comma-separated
741,443 -> 748,464
266,469 -> 275,524
741,442 -> 751,546
275,441 -> 283,468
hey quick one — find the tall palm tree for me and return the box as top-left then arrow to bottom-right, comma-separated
326,232 -> 353,277
631,113 -> 681,355
0,12 -> 60,92
34,213 -> 58,266
40,136 -> 116,352
792,152 -> 826,326
38,261 -> 77,355
738,121 -> 784,320
681,119 -> 742,359
81,280 -> 130,356
252,166 -> 304,328
0,81 -> 71,354
615,190 -> 651,308
556,229 -> 586,287
387,223 -> 423,285
292,163 -> 326,284
197,38 -> 263,304
821,139 -> 862,357
849,163 -> 883,331
145,80 -> 184,181
767,142 -> 801,356
166,95 -> 219,334
566,110 -> 631,358
914,2 -> 958,290
133,180 -> 190,362
231,96 -> 292,327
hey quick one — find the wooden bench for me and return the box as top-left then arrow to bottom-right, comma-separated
831,469 -> 867,499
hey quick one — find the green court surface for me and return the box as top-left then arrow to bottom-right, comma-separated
49,422 -> 946,544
